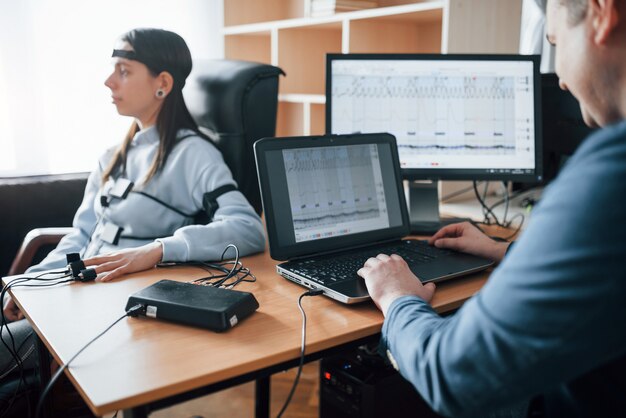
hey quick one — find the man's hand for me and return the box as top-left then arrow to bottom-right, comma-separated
83,241 -> 163,282
3,296 -> 24,322
428,222 -> 509,262
357,254 -> 436,317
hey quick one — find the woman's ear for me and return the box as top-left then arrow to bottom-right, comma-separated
156,71 -> 174,98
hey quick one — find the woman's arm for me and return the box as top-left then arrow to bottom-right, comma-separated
84,140 -> 265,282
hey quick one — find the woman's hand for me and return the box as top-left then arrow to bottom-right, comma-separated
428,222 -> 509,262
358,254 -> 436,317
3,296 -> 24,322
83,241 -> 163,282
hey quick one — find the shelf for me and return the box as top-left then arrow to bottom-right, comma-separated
278,94 -> 326,104
310,103 -> 326,135
223,0 -> 523,139
224,0 -> 305,27
276,101 -> 327,137
349,9 -> 442,53
278,23 -> 342,95
222,1 -> 445,35
277,102 -> 304,137
224,32 -> 272,64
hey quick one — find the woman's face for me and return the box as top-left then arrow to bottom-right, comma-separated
104,41 -> 163,127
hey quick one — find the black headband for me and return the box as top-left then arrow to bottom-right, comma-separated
112,49 -> 185,88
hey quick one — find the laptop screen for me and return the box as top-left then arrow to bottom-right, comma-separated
255,133 -> 409,260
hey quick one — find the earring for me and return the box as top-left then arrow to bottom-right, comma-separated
156,89 -> 165,98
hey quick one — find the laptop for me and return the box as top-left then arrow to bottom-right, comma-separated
254,133 -> 493,304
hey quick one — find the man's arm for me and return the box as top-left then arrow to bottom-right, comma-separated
359,133 -> 626,416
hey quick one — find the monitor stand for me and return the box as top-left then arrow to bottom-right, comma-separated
408,180 -> 469,235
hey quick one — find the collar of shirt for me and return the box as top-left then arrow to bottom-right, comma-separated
131,125 -> 159,146
131,127 -> 198,147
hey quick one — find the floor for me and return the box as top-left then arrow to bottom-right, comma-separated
104,362 -> 320,418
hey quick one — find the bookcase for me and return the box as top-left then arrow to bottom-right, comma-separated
222,0 -> 523,197
223,0 -> 522,136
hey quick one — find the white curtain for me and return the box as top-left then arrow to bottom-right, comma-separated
0,0 -> 224,177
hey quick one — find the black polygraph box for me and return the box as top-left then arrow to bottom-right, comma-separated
125,280 -> 259,332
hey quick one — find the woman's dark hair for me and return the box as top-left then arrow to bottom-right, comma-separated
102,28 -> 207,185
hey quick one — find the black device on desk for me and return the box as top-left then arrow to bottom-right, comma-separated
254,133 -> 493,304
125,280 -> 259,331
326,53 -> 544,234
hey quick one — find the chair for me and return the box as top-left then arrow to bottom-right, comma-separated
8,59 -> 284,275
185,59 -> 284,215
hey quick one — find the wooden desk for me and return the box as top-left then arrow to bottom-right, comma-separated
5,236 -> 501,417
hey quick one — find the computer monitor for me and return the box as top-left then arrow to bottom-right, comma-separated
539,73 -> 594,183
326,53 -> 543,233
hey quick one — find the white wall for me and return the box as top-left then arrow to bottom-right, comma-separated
0,0 -> 224,176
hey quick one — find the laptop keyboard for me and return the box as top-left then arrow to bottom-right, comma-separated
286,240 -> 452,286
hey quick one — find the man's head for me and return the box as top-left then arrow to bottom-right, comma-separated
546,0 -> 626,128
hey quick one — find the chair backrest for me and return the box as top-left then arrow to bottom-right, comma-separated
184,59 -> 284,215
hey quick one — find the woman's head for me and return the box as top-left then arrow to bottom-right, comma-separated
103,28 -> 205,185
104,28 -> 192,124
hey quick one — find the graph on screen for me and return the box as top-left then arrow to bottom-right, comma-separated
331,59 -> 536,171
283,144 -> 390,243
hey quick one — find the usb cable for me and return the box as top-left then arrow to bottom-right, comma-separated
277,288 -> 324,418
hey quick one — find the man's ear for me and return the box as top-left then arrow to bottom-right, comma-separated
590,0 -> 619,45
158,71 -> 174,96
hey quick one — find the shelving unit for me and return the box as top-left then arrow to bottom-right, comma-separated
223,0 -> 521,136
222,0 -> 523,194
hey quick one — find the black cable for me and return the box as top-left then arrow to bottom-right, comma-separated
0,272 -> 72,418
0,275 -> 65,401
157,245 -> 256,290
34,304 -> 145,418
473,181 -> 501,225
276,288 -> 324,418
0,278 -> 29,418
1,277 -> 74,363
131,191 -> 195,218
473,181 -> 526,230
484,185 -> 540,214
501,213 -> 525,241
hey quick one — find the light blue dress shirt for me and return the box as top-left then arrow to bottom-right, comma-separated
382,121 -> 626,417
29,127 -> 265,272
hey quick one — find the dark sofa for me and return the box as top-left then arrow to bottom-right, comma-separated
0,173 -> 88,276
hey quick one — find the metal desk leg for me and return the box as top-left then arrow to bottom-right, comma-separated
123,405 -> 149,418
255,376 -> 270,418
36,336 -> 52,418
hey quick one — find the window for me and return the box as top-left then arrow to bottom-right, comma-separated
0,0 -> 223,177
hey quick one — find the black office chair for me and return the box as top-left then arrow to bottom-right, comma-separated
9,59 -> 284,276
184,59 -> 284,215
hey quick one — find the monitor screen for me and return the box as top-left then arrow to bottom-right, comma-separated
326,54 -> 543,183
254,133 -> 409,261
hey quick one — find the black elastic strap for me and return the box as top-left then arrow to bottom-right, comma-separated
203,184 -> 238,222
112,49 -> 139,61
131,191 -> 195,218
111,49 -> 185,88
119,235 -> 163,241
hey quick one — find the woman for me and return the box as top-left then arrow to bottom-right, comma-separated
1,28 -> 265,381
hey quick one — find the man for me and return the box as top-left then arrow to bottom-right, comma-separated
357,1 -> 626,417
